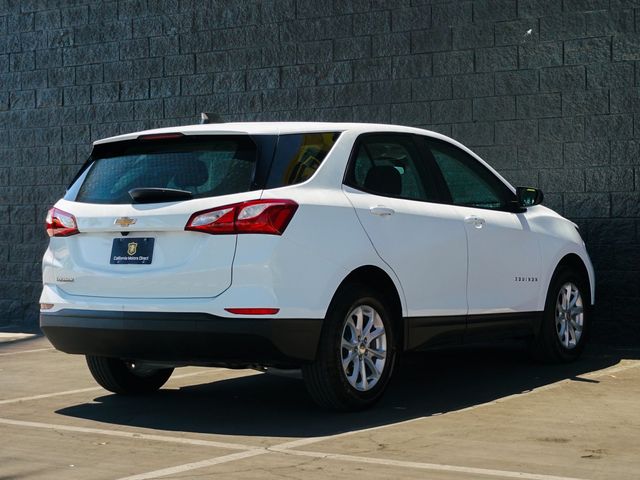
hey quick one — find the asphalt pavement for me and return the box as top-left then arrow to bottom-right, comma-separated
1,330 -> 638,480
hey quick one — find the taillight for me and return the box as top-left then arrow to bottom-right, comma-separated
185,199 -> 298,235
46,207 -> 79,237
235,200 -> 298,234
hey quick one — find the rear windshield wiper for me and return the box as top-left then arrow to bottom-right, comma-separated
128,188 -> 193,203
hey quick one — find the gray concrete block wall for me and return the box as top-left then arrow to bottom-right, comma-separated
0,0 -> 638,343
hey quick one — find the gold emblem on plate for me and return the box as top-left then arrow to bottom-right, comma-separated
127,242 -> 138,256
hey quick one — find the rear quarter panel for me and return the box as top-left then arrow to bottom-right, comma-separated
241,186 -> 408,318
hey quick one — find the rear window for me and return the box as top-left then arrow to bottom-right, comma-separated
67,132 -> 341,204
74,135 -> 259,204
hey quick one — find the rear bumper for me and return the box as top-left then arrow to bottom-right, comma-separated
40,309 -> 322,367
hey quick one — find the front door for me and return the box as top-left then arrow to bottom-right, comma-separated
423,137 -> 541,337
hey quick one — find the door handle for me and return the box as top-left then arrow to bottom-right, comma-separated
370,206 -> 395,217
464,215 -> 486,229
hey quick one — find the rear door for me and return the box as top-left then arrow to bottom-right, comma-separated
49,134 -> 272,299
342,133 -> 468,347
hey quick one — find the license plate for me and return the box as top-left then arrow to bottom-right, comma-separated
110,237 -> 154,265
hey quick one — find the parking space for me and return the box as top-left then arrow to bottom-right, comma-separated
0,423 -> 236,480
1,332 -> 639,480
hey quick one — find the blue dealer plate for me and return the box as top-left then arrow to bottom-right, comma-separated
110,237 -> 154,265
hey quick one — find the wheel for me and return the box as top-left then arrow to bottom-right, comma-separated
303,283 -> 397,411
531,267 -> 590,363
86,356 -> 173,394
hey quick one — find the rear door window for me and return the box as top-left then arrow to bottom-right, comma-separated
345,134 -> 440,202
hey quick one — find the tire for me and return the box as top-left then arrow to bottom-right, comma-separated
86,356 -> 173,394
303,283 -> 397,411
530,267 -> 590,363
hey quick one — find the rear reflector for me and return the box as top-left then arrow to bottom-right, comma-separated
46,207 -> 79,237
40,303 -> 54,310
225,308 -> 280,315
186,199 -> 298,235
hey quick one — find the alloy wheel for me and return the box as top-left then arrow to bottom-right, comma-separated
555,282 -> 584,350
340,304 -> 387,391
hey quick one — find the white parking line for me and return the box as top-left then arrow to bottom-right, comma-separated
0,418 -> 258,451
0,347 -> 55,356
0,387 -> 103,405
0,333 -> 38,341
271,448 -> 590,480
0,369 -> 252,406
116,449 -> 267,480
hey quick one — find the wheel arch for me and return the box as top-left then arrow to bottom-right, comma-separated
551,253 -> 593,305
329,265 -> 406,349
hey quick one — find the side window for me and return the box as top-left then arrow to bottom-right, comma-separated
347,134 -> 439,202
266,132 -> 340,188
426,139 -> 513,210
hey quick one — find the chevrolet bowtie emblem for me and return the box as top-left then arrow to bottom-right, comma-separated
115,217 -> 136,227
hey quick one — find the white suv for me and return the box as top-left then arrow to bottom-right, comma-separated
40,122 -> 594,410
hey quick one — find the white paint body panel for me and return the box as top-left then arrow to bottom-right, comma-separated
46,192 -> 259,299
343,186 -> 468,317
527,205 -> 595,307
41,122 -> 594,326
458,206 -> 541,315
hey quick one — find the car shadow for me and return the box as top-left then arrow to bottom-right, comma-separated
56,344 -> 639,439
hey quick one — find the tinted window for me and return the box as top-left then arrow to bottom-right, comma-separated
68,132 -> 341,204
426,139 -> 514,210
346,134 -> 439,202
266,132 -> 340,188
75,136 -> 258,204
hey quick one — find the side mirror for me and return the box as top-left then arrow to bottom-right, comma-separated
516,186 -> 544,207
